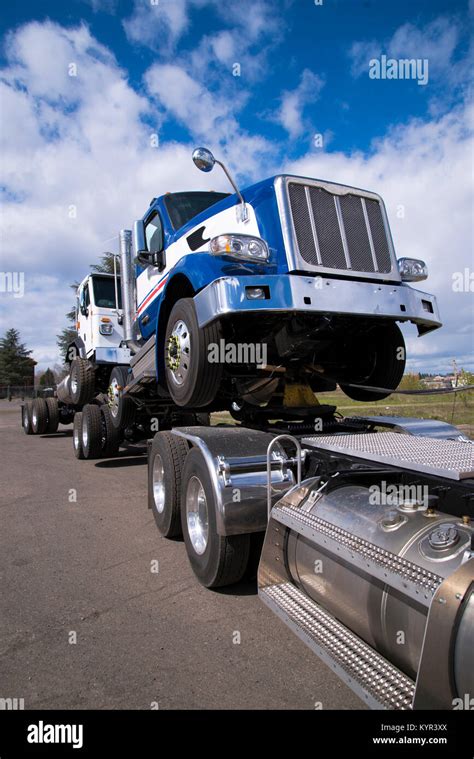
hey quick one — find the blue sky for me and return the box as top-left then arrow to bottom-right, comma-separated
0,0 -> 472,373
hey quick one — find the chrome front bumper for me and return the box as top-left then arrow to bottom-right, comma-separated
193,274 -> 442,335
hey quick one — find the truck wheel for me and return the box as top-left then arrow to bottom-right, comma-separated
81,404 -> 103,459
31,398 -> 48,434
339,323 -> 406,402
148,431 -> 189,538
22,401 -> 34,435
180,448 -> 250,588
45,397 -> 59,433
73,412 -> 85,459
108,366 -> 136,430
100,404 -> 120,457
164,299 -> 222,408
70,358 -> 95,406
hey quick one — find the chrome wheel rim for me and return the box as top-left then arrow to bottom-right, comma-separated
70,375 -> 78,395
108,377 -> 120,418
166,320 -> 190,386
82,422 -> 88,449
152,454 -> 165,513
186,476 -> 209,555
32,409 -> 37,427
73,425 -> 80,449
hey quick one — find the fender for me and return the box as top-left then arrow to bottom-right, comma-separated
66,337 -> 86,364
153,253 -> 275,383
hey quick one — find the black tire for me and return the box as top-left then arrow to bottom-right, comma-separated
339,323 -> 406,402
180,448 -> 250,588
100,404 -> 120,457
243,532 -> 265,582
22,401 -> 34,435
148,431 -> 189,538
108,365 -> 136,430
164,298 -> 222,408
73,412 -> 85,459
81,404 -> 103,459
69,358 -> 95,406
45,397 -> 59,433
31,398 -> 48,434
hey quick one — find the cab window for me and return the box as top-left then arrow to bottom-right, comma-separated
164,191 -> 229,231
79,284 -> 90,315
92,276 -> 122,309
145,212 -> 164,254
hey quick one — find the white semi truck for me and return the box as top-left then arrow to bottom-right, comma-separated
21,149 -> 474,710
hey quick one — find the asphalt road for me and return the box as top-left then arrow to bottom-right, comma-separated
0,402 -> 363,710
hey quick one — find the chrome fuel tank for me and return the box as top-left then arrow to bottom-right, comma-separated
285,484 -> 472,679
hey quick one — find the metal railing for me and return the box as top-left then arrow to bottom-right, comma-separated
266,434 -> 302,519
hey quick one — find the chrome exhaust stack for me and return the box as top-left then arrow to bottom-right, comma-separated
119,229 -> 141,355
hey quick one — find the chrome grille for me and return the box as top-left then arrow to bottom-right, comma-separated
287,180 -> 394,276
365,198 -> 392,272
309,186 -> 346,269
288,183 -> 318,264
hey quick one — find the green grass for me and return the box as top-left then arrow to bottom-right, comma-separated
320,389 -> 473,432
212,389 -> 474,438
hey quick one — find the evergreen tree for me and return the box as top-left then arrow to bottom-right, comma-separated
56,284 -> 79,362
90,252 -> 119,275
39,368 -> 55,387
0,329 -> 34,385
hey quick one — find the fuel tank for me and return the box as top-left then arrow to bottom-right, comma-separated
283,482 -> 473,685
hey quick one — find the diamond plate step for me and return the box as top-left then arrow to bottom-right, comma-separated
301,431 -> 474,480
260,582 -> 415,710
272,503 -> 443,606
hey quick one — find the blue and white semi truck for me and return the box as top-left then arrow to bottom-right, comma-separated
22,148 -> 473,710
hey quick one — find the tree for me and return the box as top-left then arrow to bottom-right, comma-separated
90,252 -> 119,275
0,328 -> 34,385
39,368 -> 55,387
56,252 -> 119,362
399,372 -> 423,390
457,368 -> 474,408
56,283 -> 79,362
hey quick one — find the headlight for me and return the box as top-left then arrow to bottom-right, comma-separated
99,322 -> 114,335
209,234 -> 269,262
397,257 -> 428,282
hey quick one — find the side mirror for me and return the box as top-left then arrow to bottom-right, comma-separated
191,146 -> 248,222
137,250 -> 166,270
134,220 -> 166,271
192,147 -> 215,173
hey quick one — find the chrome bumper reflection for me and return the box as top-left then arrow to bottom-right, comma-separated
193,274 -> 441,335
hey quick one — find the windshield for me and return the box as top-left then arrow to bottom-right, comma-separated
92,276 -> 122,309
164,191 -> 229,230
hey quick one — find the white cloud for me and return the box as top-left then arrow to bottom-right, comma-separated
124,0 -> 280,82
123,0 -> 210,52
271,69 -> 324,139
144,63 -> 246,142
144,62 -> 276,180
349,16 -> 462,84
0,20 -> 277,370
